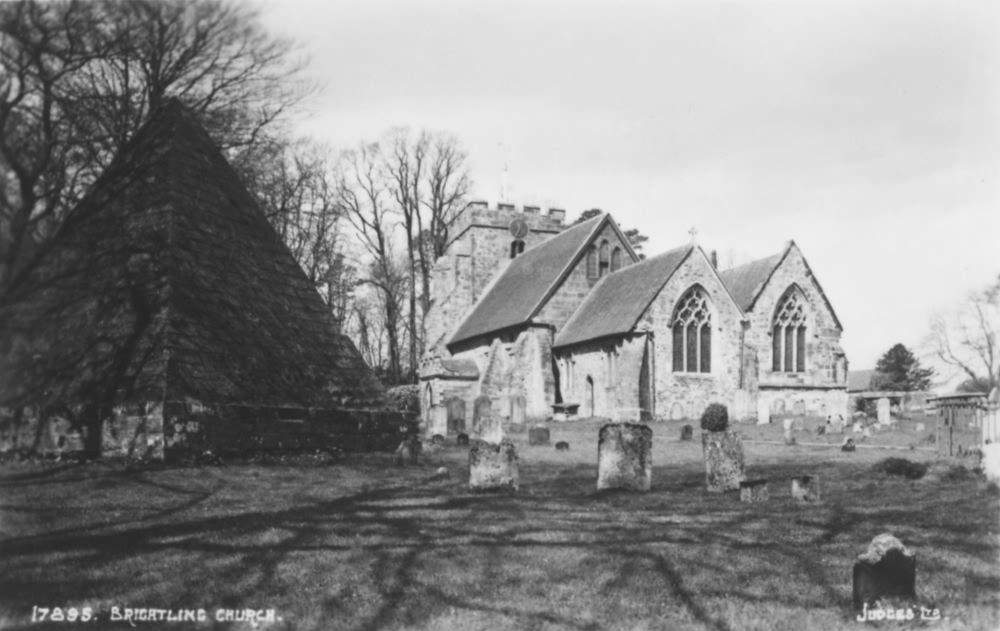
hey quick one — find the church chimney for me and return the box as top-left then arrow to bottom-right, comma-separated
710,250 -> 718,269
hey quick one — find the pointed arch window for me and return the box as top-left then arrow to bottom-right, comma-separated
611,247 -> 623,272
598,241 -> 610,277
586,246 -> 598,279
510,240 -> 525,259
672,286 -> 712,373
772,289 -> 807,373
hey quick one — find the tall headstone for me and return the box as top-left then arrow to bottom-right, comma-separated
757,398 -> 771,425
597,423 -> 653,492
877,397 -> 891,426
427,405 -> 448,438
469,439 -> 519,492
852,534 -> 916,610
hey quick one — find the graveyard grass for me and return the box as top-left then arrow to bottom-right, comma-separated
2,418 -> 999,631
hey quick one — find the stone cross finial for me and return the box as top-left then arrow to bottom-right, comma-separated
689,227 -> 698,243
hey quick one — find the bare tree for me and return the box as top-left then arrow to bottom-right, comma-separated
0,0 -> 310,295
926,274 -> 999,393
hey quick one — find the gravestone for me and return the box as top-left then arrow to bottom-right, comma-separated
702,431 -> 746,492
670,403 -> 685,421
680,424 -> 693,441
473,395 -> 492,430
446,397 -> 466,433
597,423 -> 653,492
784,429 -> 797,446
740,479 -> 769,503
791,475 -> 820,501
510,394 -> 527,431
477,411 -> 504,445
528,425 -> 550,446
456,433 -> 470,446
468,439 -> 519,492
394,439 -> 419,466
915,422 -> 925,432
877,397 -> 891,426
842,436 -> 856,452
852,534 -> 916,610
555,441 -> 570,451
431,434 -> 445,446
757,398 -> 771,425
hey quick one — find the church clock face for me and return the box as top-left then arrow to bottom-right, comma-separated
509,218 -> 529,239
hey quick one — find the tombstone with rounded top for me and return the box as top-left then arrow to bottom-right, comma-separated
597,423 -> 653,492
852,534 -> 916,610
468,438 -> 519,492
680,424 -> 693,441
456,433 -> 470,447
877,397 -> 891,426
842,436 -> 856,452
740,479 -> 769,503
427,405 -> 448,439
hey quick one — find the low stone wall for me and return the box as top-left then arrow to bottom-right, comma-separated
1,402 -> 418,461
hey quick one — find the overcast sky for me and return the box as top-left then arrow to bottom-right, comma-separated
258,0 -> 999,384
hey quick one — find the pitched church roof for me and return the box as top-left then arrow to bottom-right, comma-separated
555,245 -> 694,348
0,99 -> 381,409
448,213 -> 616,346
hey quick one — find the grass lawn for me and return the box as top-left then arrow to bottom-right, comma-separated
1,418 -> 998,631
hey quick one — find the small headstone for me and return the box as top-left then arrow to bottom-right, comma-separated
877,397 -> 891,426
555,441 -> 570,451
680,424 -> 693,441
468,438 -> 519,492
739,479 -> 769,503
528,425 -> 550,446
456,433 -> 470,446
791,475 -> 820,502
842,436 -> 856,452
915,422 -> 925,432
669,402 -> 685,421
431,434 -> 445,446
597,423 -> 653,492
852,534 -> 917,610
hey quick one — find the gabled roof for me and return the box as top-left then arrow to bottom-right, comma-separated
718,241 -> 843,330
555,245 -> 693,348
0,99 -> 382,409
448,213 -> 626,346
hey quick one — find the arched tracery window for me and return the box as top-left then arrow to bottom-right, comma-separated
586,246 -> 598,279
611,247 -> 623,272
772,288 -> 807,373
672,286 -> 711,373
598,241 -> 610,277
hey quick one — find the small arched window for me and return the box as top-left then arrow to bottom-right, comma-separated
586,246 -> 598,279
510,240 -> 525,259
599,241 -> 610,277
611,247 -> 623,272
772,288 -> 807,373
672,286 -> 712,373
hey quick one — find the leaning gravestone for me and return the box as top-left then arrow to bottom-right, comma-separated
597,423 -> 653,492
852,534 -> 916,610
877,397 -> 891,426
680,424 -> 693,441
473,395 -> 492,430
468,439 -> 519,492
740,479 -> 769,503
791,475 -> 820,502
528,425 -> 550,446
510,393 -> 527,431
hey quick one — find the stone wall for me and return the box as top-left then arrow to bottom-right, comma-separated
0,402 -> 417,460
644,249 -> 747,421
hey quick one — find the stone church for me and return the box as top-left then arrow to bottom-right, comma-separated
419,202 -> 848,428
